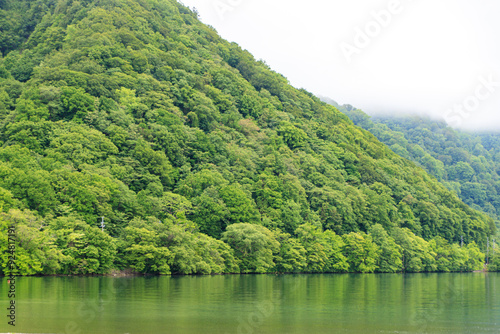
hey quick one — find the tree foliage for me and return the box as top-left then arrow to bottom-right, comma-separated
0,0 -> 495,275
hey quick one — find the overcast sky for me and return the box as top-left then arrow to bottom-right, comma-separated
179,0 -> 500,131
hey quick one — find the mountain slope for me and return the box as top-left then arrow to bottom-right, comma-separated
328,99 -> 500,230
0,0 -> 495,275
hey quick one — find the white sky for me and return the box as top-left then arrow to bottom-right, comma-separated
179,0 -> 500,131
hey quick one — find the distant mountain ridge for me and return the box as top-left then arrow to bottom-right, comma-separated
325,97 -> 500,231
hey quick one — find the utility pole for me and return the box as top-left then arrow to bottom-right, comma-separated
461,235 -> 463,247
100,216 -> 105,232
486,237 -> 490,264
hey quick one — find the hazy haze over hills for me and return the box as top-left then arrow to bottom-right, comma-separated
180,0 -> 500,131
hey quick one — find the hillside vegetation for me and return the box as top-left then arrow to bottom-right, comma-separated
331,101 -> 500,230
0,0 -> 497,275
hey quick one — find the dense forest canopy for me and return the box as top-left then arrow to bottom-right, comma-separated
0,0 -> 498,275
329,99 -> 500,232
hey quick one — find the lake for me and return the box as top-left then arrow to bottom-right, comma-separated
1,273 -> 498,333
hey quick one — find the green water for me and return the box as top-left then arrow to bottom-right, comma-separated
0,273 -> 498,333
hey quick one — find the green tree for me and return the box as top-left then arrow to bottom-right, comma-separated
342,232 -> 379,273
391,227 -> 437,272
60,87 -> 95,121
190,187 -> 230,239
463,242 -> 484,272
296,223 -> 348,273
368,224 -> 403,273
488,248 -> 500,272
119,225 -> 172,274
50,217 -> 117,275
278,122 -> 307,149
429,236 -> 465,272
0,210 -> 68,275
222,223 -> 279,273
219,184 -> 260,225
272,229 -> 307,272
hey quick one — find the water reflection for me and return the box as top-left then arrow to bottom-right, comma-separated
0,273 -> 498,333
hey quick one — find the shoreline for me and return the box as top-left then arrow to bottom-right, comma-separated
1,269 -> 495,278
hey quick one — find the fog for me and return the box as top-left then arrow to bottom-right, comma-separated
179,0 -> 500,131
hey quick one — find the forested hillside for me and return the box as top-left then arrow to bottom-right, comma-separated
0,0 -> 497,275
330,100 -> 500,232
